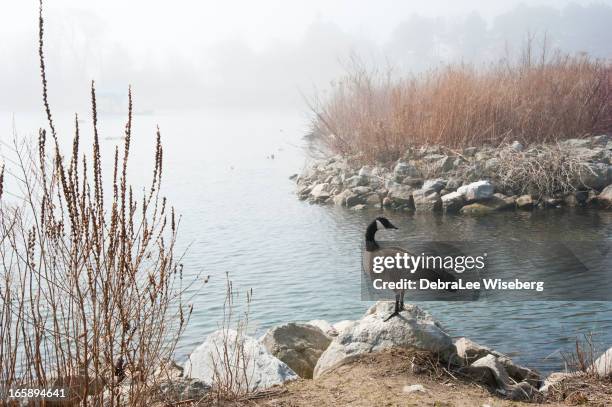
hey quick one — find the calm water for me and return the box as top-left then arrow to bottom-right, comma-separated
2,108 -> 612,374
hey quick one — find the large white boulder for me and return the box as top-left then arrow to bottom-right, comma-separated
457,180 -> 494,201
332,320 -> 355,335
183,329 -> 298,392
261,323 -> 331,379
313,302 -> 454,379
592,346 -> 612,377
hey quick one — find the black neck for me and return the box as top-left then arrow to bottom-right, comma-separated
365,221 -> 379,251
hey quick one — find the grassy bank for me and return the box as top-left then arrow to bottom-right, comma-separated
310,46 -> 611,163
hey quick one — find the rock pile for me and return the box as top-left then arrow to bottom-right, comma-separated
295,135 -> 612,213
175,302 -> 612,403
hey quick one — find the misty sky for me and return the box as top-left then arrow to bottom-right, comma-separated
1,0 -> 611,111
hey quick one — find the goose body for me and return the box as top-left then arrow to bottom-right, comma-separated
363,217 -> 457,320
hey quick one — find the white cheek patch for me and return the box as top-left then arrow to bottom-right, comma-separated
376,219 -> 385,230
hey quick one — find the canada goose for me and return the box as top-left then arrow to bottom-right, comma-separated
363,217 -> 458,321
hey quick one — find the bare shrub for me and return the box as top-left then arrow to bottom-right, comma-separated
310,41 -> 611,163
210,274 -> 254,402
561,333 -> 600,376
494,143 -> 595,198
0,1 -> 193,405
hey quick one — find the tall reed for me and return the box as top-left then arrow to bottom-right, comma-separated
0,1 -> 192,405
310,42 -> 611,163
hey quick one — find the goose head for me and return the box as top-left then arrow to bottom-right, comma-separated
365,217 -> 398,251
375,217 -> 398,230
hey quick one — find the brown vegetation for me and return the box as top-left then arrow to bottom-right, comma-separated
310,41 -> 612,163
0,1 -> 192,405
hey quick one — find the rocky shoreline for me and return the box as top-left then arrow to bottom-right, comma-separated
165,301 -> 612,404
293,135 -> 612,213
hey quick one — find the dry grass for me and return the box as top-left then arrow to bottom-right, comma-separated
0,1 -> 193,405
494,143 -> 596,197
562,334 -> 600,376
310,41 -> 611,163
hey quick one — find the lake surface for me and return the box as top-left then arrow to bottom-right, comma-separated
2,108 -> 612,374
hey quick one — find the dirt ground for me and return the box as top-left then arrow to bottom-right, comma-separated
234,350 -> 612,407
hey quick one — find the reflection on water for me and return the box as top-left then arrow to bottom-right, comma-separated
2,109 -> 612,374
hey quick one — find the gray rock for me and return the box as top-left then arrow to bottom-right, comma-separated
454,337 -> 494,365
155,378 -> 211,402
475,151 -> 491,161
564,191 -> 589,208
463,147 -> 478,157
403,384 -> 427,394
363,193 -> 381,208
484,158 -> 500,171
330,175 -> 343,186
457,180 -> 494,201
314,302 -> 453,379
470,355 -> 511,389
498,356 -> 541,387
345,175 -> 368,188
352,186 -> 371,195
580,162 -> 608,189
591,134 -> 610,146
441,191 -> 464,213
594,185 -> 612,208
412,189 -> 442,211
434,156 -> 455,172
573,147 -> 607,162
306,320 -> 338,338
575,189 -> 590,203
262,323 -> 332,379
422,178 -> 447,193
446,178 -> 462,191
310,183 -> 330,201
345,193 -> 365,208
184,329 -> 298,392
488,193 -> 516,210
351,204 -> 367,211
516,195 -> 534,209
358,166 -> 372,177
510,141 -> 524,152
460,203 -> 495,215
333,189 -> 353,206
508,381 -> 539,401
402,177 -> 424,188
394,162 -> 421,178
387,184 -> 414,206
297,185 -> 311,200
468,355 -> 539,401
561,138 -> 591,149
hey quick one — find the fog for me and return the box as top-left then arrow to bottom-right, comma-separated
1,0 -> 611,112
